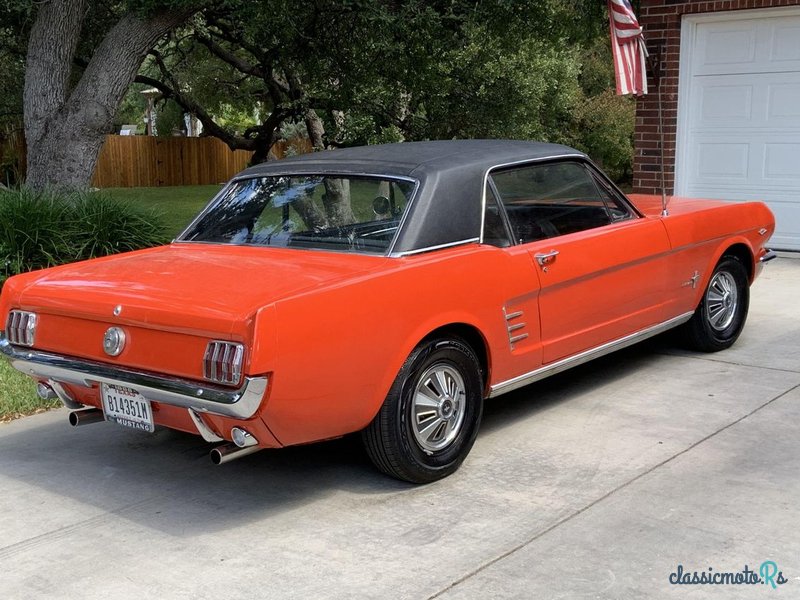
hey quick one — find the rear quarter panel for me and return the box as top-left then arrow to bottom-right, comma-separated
259,245 -> 542,446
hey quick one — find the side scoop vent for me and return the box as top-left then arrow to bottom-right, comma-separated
504,309 -> 528,350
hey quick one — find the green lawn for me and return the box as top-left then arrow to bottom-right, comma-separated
105,184 -> 222,238
0,360 -> 59,423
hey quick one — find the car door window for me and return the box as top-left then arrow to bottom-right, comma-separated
490,161 -> 631,244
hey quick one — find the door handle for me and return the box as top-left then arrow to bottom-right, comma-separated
535,250 -> 559,267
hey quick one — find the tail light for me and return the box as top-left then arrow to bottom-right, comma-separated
6,310 -> 37,347
203,341 -> 245,385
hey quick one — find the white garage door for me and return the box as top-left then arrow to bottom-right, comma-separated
675,8 -> 800,250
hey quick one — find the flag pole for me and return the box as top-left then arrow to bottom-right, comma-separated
646,46 -> 669,217
606,0 -> 668,216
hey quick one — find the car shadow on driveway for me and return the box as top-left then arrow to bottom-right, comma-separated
480,337 -> 670,434
0,336 -> 674,539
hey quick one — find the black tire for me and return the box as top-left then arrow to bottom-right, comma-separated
683,255 -> 749,352
362,337 -> 484,484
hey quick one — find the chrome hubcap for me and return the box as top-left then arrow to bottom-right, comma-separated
706,271 -> 738,331
411,363 -> 466,453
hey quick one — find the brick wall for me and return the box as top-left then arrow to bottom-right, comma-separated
633,0 -> 800,195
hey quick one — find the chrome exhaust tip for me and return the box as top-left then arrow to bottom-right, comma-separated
36,382 -> 57,401
210,441 -> 261,465
68,408 -> 106,427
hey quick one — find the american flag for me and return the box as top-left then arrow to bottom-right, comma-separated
607,0 -> 649,96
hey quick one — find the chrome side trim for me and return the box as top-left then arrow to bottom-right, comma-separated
0,332 -> 267,419
489,312 -> 694,397
188,409 -> 224,442
389,237 -> 480,258
759,250 -> 777,263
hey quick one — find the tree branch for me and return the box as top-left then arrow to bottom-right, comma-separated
133,74 -> 255,152
195,34 -> 265,79
147,48 -> 182,91
205,15 -> 280,64
64,6 -> 198,134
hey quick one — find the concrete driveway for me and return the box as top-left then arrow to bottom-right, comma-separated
1,257 -> 798,599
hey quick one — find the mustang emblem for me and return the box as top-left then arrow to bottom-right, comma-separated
682,270 -> 701,289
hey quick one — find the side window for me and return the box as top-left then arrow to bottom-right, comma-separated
482,187 -> 513,247
490,161 -> 629,244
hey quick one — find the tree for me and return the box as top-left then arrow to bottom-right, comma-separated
0,3 -> 28,127
22,0 -> 200,189
0,3 -> 29,184
15,0 -> 632,188
138,1 -> 601,162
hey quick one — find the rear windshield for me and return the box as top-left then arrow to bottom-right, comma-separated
179,175 -> 416,254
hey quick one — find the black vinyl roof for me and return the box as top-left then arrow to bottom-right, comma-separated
241,139 -> 579,179
237,140 -> 586,254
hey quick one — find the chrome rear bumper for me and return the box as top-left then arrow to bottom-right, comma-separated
0,332 -> 267,419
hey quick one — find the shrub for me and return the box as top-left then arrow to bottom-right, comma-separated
573,89 -> 635,182
0,187 -> 168,289
571,37 -> 636,183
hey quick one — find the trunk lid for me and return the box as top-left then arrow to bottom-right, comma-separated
18,243 -> 388,336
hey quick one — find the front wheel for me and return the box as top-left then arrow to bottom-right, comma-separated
682,255 -> 750,352
362,337 -> 484,483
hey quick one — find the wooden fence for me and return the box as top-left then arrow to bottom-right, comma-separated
91,135 -> 312,188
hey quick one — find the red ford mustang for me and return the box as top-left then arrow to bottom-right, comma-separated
0,140 -> 776,482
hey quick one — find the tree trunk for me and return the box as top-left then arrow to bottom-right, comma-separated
291,193 -> 329,231
304,110 -> 326,152
304,109 -> 355,226
251,133 -> 276,165
23,0 -> 86,159
24,6 -> 194,189
322,178 -> 354,226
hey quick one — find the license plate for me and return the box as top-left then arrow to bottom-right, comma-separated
101,384 -> 155,433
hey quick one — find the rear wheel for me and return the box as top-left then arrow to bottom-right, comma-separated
683,255 -> 749,352
362,337 -> 484,483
